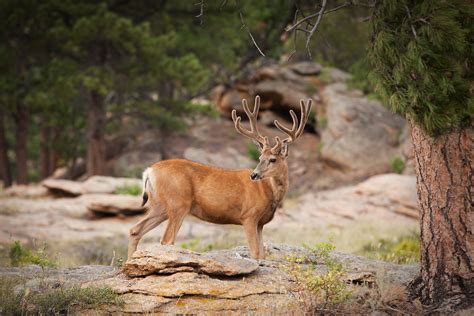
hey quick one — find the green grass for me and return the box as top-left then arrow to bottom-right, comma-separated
9,241 -> 57,268
115,184 -> 142,196
390,156 -> 405,174
0,276 -> 123,315
358,233 -> 420,264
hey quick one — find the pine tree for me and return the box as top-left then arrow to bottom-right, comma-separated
369,0 -> 473,311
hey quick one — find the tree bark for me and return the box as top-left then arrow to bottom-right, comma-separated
410,124 -> 474,311
39,122 -> 51,180
14,104 -> 28,184
0,107 -> 12,187
86,91 -> 106,176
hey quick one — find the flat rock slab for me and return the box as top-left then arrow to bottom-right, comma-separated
123,245 -> 259,277
42,176 -> 141,196
87,194 -> 144,215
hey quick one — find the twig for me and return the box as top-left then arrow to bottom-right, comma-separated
195,0 -> 205,25
287,9 -> 299,61
404,5 -> 418,39
238,9 -> 265,56
306,0 -> 327,58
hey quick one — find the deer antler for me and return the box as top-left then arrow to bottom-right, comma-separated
232,96 -> 269,147
274,99 -> 313,143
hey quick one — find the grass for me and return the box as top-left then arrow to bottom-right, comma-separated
0,276 -> 123,315
358,233 -> 420,264
390,156 -> 405,174
114,184 -> 142,196
246,142 -> 260,162
9,241 -> 57,268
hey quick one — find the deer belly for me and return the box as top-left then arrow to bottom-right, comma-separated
190,203 -> 242,225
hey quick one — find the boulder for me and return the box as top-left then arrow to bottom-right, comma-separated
123,245 -> 259,277
42,176 -> 141,196
87,194 -> 144,216
184,147 -> 254,169
2,184 -> 50,198
319,83 -> 405,175
289,62 -> 322,76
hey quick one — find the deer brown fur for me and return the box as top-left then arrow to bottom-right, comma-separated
128,96 -> 312,260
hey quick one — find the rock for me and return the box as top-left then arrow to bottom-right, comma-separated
184,147 -> 254,169
87,194 -> 144,216
42,176 -> 141,196
319,83 -> 405,175
123,245 -> 259,277
110,151 -> 161,178
289,62 -> 322,76
2,184 -> 50,198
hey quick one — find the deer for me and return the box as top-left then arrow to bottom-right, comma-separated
127,96 -> 312,260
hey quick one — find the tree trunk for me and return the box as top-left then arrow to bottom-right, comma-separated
39,122 -> 51,180
14,104 -> 28,184
0,107 -> 12,187
410,124 -> 474,311
86,91 -> 106,176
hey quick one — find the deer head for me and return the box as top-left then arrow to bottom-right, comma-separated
232,96 -> 312,181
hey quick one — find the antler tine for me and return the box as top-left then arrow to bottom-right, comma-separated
231,96 -> 267,146
274,99 -> 313,143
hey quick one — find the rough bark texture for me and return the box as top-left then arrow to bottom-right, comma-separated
14,104 -> 28,184
86,91 -> 106,176
0,107 -> 12,187
410,124 -> 474,311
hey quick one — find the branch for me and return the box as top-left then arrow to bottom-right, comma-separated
306,0 -> 327,58
404,5 -> 418,40
238,10 -> 265,57
195,0 -> 205,25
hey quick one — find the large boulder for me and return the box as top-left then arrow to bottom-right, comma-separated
319,83 -> 405,175
183,147 -> 254,169
87,194 -> 144,216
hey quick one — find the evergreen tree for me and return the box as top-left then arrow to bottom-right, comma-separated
369,0 -> 473,310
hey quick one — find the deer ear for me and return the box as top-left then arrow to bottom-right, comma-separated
280,141 -> 289,157
252,139 -> 264,152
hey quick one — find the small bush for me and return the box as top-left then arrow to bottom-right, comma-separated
247,142 -> 260,162
358,234 -> 420,264
115,184 -> 141,196
9,241 -> 57,268
284,241 -> 352,308
390,157 -> 405,174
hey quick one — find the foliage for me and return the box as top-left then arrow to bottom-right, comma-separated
390,156 -> 405,174
9,241 -> 57,268
0,276 -> 122,315
284,242 -> 351,307
247,142 -> 261,162
115,184 -> 141,196
359,233 -> 420,264
368,0 -> 473,136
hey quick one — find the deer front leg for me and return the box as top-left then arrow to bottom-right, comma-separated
243,221 -> 263,259
257,225 -> 265,258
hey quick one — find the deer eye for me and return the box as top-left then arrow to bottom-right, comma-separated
269,158 -> 277,163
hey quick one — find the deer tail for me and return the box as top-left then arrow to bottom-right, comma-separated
141,168 -> 152,207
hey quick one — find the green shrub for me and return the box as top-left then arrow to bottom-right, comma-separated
247,142 -> 260,162
284,241 -> 351,307
115,184 -> 141,196
9,241 -> 57,268
390,156 -> 405,174
358,233 -> 420,264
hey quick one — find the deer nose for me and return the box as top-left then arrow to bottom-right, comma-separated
250,172 -> 259,181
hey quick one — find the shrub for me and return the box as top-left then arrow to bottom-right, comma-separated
284,241 -> 352,309
115,184 -> 141,196
390,156 -> 405,174
247,142 -> 260,162
9,241 -> 57,268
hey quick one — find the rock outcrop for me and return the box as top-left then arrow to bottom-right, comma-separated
42,176 -> 141,197
319,83 -> 405,175
87,194 -> 144,216
1,245 -> 419,314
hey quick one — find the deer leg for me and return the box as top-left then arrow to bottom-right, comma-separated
160,207 -> 189,245
257,225 -> 265,259
128,209 -> 167,260
243,221 -> 261,259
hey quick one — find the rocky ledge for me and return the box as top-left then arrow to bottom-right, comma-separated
1,244 -> 419,314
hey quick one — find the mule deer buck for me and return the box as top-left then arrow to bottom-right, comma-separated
128,96 -> 312,260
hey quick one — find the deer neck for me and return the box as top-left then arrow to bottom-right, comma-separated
265,164 -> 289,210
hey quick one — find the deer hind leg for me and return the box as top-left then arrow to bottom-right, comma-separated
160,202 -> 191,245
128,205 -> 167,260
